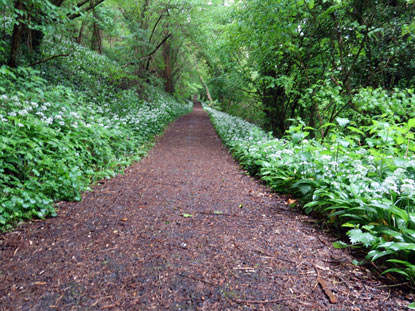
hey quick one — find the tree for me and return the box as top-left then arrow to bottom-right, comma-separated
5,0 -> 106,67
202,0 -> 415,135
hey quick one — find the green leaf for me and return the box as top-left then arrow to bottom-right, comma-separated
181,213 -> 193,218
381,267 -> 410,278
347,229 -> 375,247
291,132 -> 304,144
347,126 -> 365,135
378,242 -> 415,251
332,241 -> 349,248
337,138 -> 350,148
336,117 -> 350,128
321,122 -> 336,128
352,259 -> 366,265
341,223 -> 357,228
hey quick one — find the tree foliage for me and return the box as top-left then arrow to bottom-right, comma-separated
198,0 -> 415,136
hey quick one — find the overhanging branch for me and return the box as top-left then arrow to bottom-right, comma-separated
30,53 -> 70,66
123,33 -> 172,69
68,0 -> 105,19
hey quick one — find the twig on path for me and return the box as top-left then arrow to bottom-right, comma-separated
318,235 -> 332,247
98,246 -> 119,253
13,247 -> 19,256
314,266 -> 338,304
156,272 -> 164,304
101,304 -> 117,309
377,282 -> 411,289
182,274 -> 218,287
233,266 -> 256,271
199,212 -> 236,217
253,249 -> 296,264
230,294 -> 307,305
91,296 -> 113,307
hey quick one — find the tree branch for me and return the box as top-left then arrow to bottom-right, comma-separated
342,29 -> 368,88
30,53 -> 70,66
74,0 -> 90,9
145,33 -> 172,71
68,0 -> 105,20
123,33 -> 172,69
149,13 -> 169,44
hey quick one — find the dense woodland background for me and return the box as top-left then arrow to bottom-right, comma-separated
2,0 -> 415,130
2,0 -> 415,294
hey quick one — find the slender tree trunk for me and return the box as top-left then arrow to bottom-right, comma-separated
8,0 -> 23,67
30,29 -> 44,52
91,22 -> 102,53
162,37 -> 173,93
90,11 -> 102,54
77,20 -> 86,44
140,0 -> 150,29
199,74 -> 213,104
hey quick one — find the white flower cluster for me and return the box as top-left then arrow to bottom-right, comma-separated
0,87 -> 192,141
206,106 -> 415,210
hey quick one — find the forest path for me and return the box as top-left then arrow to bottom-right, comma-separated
0,103 -> 409,310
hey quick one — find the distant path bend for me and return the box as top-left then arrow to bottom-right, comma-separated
0,103 -> 409,310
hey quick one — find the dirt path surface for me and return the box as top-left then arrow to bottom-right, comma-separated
0,104 -> 413,310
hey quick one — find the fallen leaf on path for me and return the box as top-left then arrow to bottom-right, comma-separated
121,218 -> 128,222
288,199 -> 297,207
317,276 -> 337,304
314,266 -> 337,304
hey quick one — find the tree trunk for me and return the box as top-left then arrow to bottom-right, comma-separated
7,0 -> 23,67
199,74 -> 213,104
261,84 -> 286,136
90,11 -> 102,54
77,20 -> 86,44
162,37 -> 173,93
29,0 -> 66,52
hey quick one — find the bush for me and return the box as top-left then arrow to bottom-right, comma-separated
0,45 -> 192,229
205,105 -> 415,284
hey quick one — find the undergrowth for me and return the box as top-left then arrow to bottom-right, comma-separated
0,41 -> 192,230
205,104 -> 415,290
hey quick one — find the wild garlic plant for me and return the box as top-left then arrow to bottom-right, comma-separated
0,61 -> 192,230
205,105 -> 415,283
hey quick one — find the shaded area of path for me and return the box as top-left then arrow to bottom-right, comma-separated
0,104 -> 412,310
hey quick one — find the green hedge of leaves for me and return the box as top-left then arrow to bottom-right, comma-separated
0,45 -> 192,229
205,105 -> 415,286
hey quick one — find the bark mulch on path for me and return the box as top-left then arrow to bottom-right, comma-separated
1,103 -> 414,311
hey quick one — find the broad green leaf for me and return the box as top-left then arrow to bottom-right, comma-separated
336,118 -> 350,128
332,241 -> 349,248
347,229 -> 375,247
